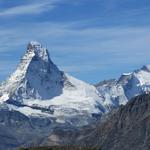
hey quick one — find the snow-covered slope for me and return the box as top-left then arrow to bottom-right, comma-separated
95,65 -> 150,110
95,79 -> 128,110
0,41 -> 106,126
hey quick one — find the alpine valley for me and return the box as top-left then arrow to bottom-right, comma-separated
0,41 -> 150,150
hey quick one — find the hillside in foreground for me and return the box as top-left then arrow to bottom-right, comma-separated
19,146 -> 100,150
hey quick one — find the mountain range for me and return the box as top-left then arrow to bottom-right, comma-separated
48,93 -> 150,150
0,41 -> 150,150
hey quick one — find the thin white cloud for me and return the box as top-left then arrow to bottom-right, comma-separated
0,0 -> 84,17
0,0 -> 60,16
0,21 -> 150,55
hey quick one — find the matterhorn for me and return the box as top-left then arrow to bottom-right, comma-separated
0,41 -> 106,127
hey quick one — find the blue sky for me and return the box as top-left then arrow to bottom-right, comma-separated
0,0 -> 150,83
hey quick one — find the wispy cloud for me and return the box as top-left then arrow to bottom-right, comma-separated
0,0 -> 84,17
0,0 -> 61,17
0,21 -> 150,81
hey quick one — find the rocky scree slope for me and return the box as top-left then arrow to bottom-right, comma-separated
74,93 -> 150,150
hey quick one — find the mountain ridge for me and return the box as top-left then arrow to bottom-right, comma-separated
95,64 -> 150,110
0,41 -> 150,149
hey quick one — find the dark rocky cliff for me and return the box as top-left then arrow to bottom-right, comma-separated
75,93 -> 150,150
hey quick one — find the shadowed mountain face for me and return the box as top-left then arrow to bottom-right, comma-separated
25,42 -> 64,100
71,93 -> 150,150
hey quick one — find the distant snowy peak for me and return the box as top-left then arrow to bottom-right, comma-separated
141,65 -> 150,72
95,79 -> 128,110
119,65 -> 150,99
96,65 -> 150,109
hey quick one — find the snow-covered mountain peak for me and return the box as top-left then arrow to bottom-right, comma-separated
26,41 -> 50,62
0,42 -> 106,126
0,41 -> 64,102
27,41 -> 42,49
141,65 -> 150,72
96,65 -> 150,110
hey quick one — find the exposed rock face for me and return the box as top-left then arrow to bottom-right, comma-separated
72,93 -> 150,150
